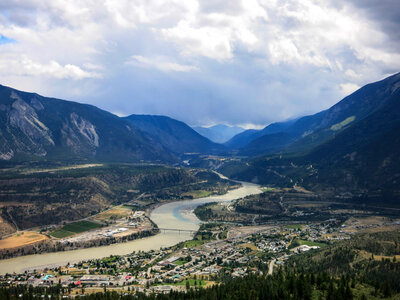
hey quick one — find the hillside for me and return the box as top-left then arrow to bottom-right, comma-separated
0,85 -> 177,163
302,83 -> 400,193
220,72 -> 400,202
224,120 -> 295,149
230,73 -> 400,156
0,164 -> 233,234
124,115 -> 225,155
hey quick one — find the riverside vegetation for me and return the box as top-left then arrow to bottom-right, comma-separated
0,163 -> 235,258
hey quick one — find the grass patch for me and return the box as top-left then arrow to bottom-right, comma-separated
176,279 -> 206,286
160,279 -> 206,287
94,206 -> 133,221
238,242 -> 258,252
183,240 -> 205,248
121,205 -> 134,210
22,164 -> 103,175
50,220 -> 102,238
284,224 -> 304,230
0,231 -> 48,249
330,116 -> 355,131
50,229 -> 75,238
100,255 -> 120,264
63,220 -> 102,233
262,187 -> 278,192
297,239 -> 327,248
183,190 -> 212,199
218,230 -> 228,239
289,238 -> 327,249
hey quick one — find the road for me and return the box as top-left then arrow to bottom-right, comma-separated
268,259 -> 276,275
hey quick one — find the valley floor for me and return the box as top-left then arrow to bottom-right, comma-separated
1,212 -> 400,299
0,163 -> 236,259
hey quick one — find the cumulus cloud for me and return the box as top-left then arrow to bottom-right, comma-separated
160,0 -> 266,61
0,55 -> 101,79
0,0 -> 399,127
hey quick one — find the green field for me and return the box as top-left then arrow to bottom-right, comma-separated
49,229 -> 75,238
50,220 -> 102,238
297,239 -> 327,247
262,187 -> 278,192
183,190 -> 212,199
63,221 -> 102,233
175,279 -> 206,286
183,239 -> 205,248
174,260 -> 186,266
159,279 -> 206,287
284,224 -> 304,230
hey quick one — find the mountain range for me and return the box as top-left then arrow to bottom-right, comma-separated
220,72 -> 400,201
225,73 -> 400,156
124,114 -> 224,155
193,124 -> 245,143
224,120 -> 296,149
1,71 -> 400,202
0,85 -> 176,163
0,85 -> 229,164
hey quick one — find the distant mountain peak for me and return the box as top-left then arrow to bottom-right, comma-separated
193,124 -> 245,143
124,114 -> 225,155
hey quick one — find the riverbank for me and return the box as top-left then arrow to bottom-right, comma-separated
0,228 -> 158,260
0,181 -> 239,261
0,180 -> 261,274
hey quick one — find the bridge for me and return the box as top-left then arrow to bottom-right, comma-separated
158,228 -> 197,234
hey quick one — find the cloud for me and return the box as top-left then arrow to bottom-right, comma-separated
160,0 -> 266,61
339,83 -> 360,96
0,55 -> 101,79
343,0 -> 400,46
126,55 -> 199,72
0,0 -> 399,127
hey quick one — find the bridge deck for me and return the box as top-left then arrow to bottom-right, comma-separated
158,228 -> 197,233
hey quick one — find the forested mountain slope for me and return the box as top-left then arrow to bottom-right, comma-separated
227,72 -> 400,157
220,72 -> 400,202
124,114 -> 225,155
0,85 -> 176,163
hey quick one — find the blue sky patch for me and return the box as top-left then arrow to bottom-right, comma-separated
0,35 -> 15,45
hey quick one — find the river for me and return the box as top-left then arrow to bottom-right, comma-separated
0,181 -> 261,275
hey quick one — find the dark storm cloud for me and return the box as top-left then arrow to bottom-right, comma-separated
340,0 -> 400,48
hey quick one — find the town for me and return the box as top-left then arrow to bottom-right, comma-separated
0,218 -> 356,296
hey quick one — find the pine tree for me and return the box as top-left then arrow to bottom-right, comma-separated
186,280 -> 190,290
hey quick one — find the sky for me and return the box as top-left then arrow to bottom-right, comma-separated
0,0 -> 399,128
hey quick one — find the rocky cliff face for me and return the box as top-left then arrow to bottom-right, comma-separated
0,90 -> 101,159
1,92 -> 50,159
0,85 -> 176,163
9,92 -> 54,154
62,112 -> 99,155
